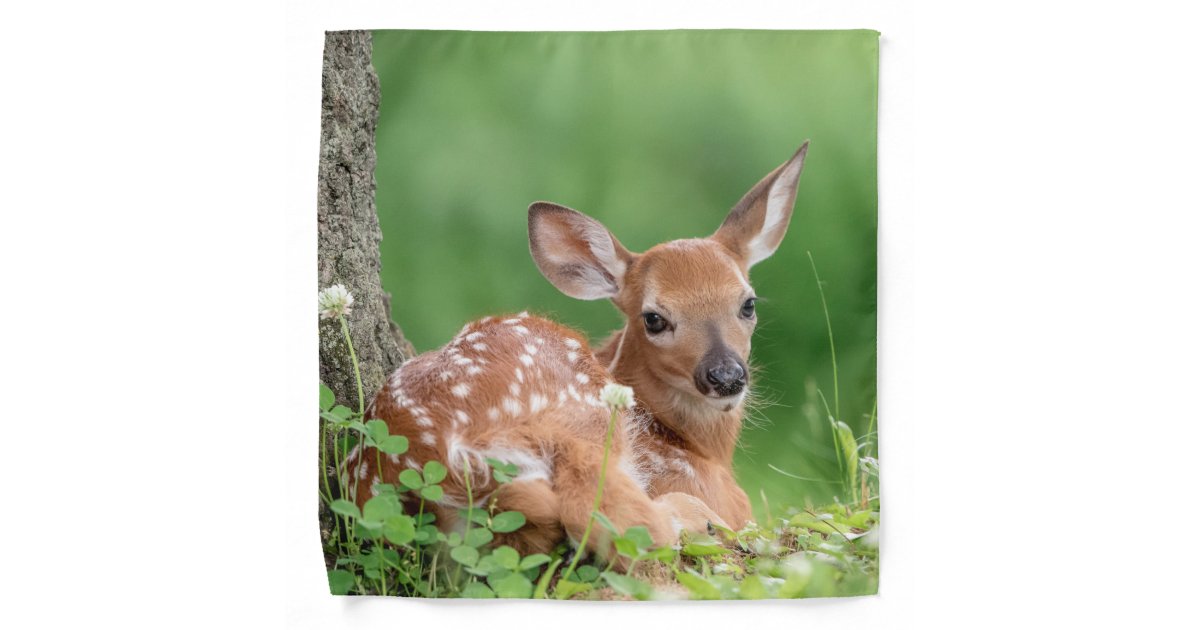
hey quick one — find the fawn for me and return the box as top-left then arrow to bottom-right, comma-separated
347,142 -> 809,560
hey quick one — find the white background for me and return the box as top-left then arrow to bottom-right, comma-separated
2,0 -> 1197,628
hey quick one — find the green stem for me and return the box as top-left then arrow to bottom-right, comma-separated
338,314 -> 371,512
333,426 -> 352,550
559,407 -> 619,586
534,558 -> 563,599
807,252 -> 839,421
339,315 -> 366,416
318,420 -> 345,549
456,458 -> 474,590
319,421 -> 333,505
377,542 -> 388,596
374,448 -> 383,497
817,388 -> 845,488
428,546 -> 438,594
866,399 -> 878,457
415,497 -> 426,580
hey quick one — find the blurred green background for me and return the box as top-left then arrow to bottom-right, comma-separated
372,30 -> 877,519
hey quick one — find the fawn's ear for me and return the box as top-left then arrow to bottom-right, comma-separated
528,202 -> 635,300
712,141 -> 809,267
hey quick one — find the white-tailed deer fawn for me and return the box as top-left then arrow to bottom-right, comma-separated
349,142 -> 809,560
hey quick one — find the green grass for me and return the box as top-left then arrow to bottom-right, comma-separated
321,375 -> 878,599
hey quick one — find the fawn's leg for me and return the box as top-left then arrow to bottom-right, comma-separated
653,492 -> 729,533
552,439 -> 720,565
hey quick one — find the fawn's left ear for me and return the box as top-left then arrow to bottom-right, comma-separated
712,141 -> 809,267
528,202 -> 635,300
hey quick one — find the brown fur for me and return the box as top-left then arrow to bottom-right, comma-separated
592,240 -> 756,527
348,314 -> 722,561
531,142 -> 810,530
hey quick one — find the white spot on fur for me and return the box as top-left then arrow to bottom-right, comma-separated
519,354 -> 534,366
515,367 -> 524,383
466,365 -> 483,376
439,371 -> 453,382
446,440 -> 551,486
445,434 -> 490,485
670,458 -> 695,477
388,453 -> 401,465
452,383 -> 471,398
518,311 -> 529,318
502,318 -> 521,325
524,343 -> 538,355
563,338 -> 581,350
370,477 -> 382,496
513,325 -> 530,335
479,445 -> 550,482
567,351 -> 578,362
405,457 -> 419,470
472,343 -> 488,352
453,356 -> 474,366
509,382 -> 521,396
575,373 -> 590,384
415,415 -> 433,428
479,316 -> 493,324
358,462 -> 369,480
558,391 -> 568,403
502,397 -> 522,416
421,432 -> 437,446
487,407 -> 500,421
529,393 -> 549,413
454,410 -> 470,425
465,331 -> 484,342
567,384 -> 581,401
534,337 -> 545,345
620,454 -> 650,491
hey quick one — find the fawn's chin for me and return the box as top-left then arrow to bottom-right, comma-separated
668,381 -> 745,415
701,390 -> 746,412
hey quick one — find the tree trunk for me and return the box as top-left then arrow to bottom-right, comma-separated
317,30 -> 413,410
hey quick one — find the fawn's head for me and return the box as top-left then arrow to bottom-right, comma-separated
528,143 -> 809,412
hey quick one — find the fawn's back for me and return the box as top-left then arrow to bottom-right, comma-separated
348,313 -> 616,513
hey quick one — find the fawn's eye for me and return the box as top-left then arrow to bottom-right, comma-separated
642,312 -> 669,334
740,298 -> 757,319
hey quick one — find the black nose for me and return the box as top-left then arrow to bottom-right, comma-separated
702,360 -> 746,397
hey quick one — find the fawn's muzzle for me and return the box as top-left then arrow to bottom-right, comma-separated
695,355 -> 747,398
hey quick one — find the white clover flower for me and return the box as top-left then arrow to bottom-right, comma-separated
600,382 -> 636,410
318,284 -> 354,320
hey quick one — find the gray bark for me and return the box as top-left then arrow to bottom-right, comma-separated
318,30 -> 413,410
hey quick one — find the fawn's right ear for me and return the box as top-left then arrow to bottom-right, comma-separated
528,202 -> 634,300
712,141 -> 809,267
